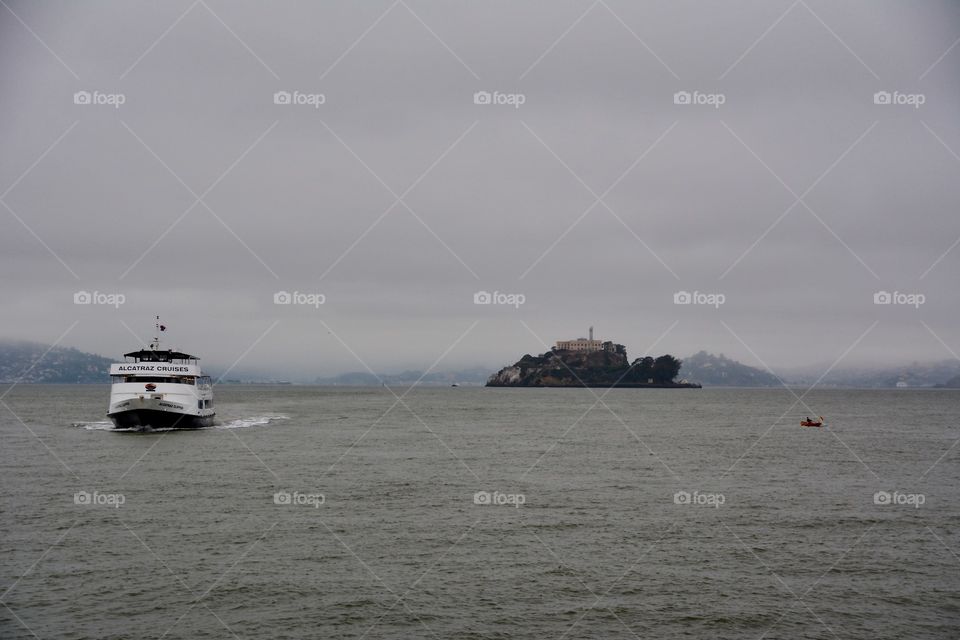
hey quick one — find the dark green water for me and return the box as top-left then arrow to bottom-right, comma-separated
2,385 -> 958,639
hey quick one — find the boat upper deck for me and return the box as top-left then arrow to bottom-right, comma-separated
110,348 -> 204,378
123,349 -> 199,364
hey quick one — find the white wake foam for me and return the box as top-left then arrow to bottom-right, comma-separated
71,420 -> 119,431
71,421 -> 177,433
71,415 -> 289,432
215,415 -> 289,429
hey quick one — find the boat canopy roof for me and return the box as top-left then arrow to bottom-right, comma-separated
124,349 -> 199,362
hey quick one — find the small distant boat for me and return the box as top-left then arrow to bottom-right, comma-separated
801,416 -> 825,427
451,383 -> 460,388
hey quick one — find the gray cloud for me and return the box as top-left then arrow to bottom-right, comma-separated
2,0 -> 959,376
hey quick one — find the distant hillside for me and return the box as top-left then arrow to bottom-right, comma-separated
936,373 -> 960,389
0,340 -> 113,383
680,351 -> 781,387
788,360 -> 960,388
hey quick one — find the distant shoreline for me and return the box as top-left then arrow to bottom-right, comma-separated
485,382 -> 702,389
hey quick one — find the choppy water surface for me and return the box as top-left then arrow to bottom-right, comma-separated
2,384 -> 959,639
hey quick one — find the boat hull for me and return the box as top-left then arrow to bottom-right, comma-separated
108,408 -> 214,430
107,379 -> 214,431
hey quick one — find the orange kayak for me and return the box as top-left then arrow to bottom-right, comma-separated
801,416 -> 824,427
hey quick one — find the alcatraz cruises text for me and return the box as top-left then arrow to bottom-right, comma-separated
109,364 -> 197,374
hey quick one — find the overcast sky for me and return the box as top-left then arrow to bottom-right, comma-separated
1,0 -> 959,378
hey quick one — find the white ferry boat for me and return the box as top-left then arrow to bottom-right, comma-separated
107,322 -> 214,429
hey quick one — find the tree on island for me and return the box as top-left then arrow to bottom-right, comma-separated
652,355 -> 682,383
622,354 -> 681,383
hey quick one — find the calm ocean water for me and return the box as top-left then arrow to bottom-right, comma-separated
1,384 -> 959,639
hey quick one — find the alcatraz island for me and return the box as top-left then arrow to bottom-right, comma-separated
486,327 -> 701,388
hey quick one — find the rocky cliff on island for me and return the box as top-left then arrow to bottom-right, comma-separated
486,343 -> 700,388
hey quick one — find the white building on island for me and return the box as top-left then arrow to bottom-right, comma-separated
555,327 -> 614,352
